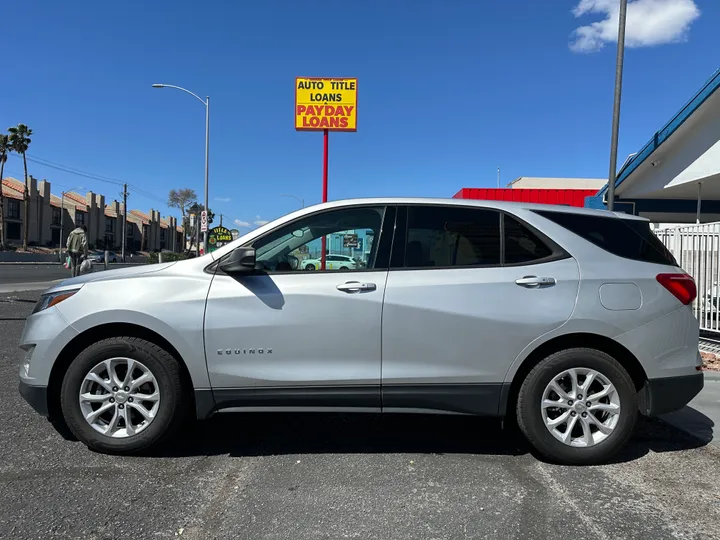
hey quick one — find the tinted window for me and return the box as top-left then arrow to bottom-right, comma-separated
504,214 -> 553,264
405,206 -> 501,268
533,210 -> 678,266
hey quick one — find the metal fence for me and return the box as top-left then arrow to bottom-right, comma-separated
655,222 -> 720,334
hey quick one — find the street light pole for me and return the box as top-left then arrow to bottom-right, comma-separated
606,0 -> 628,212
152,83 -> 210,251
280,193 -> 305,208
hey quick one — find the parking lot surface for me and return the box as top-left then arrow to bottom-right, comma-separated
2,292 -> 720,540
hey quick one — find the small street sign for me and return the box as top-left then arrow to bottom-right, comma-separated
200,211 -> 208,233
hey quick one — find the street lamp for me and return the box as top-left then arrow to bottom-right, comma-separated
280,193 -> 305,208
60,186 -> 84,258
152,83 -> 210,251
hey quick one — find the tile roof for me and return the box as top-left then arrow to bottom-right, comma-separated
49,193 -> 85,211
2,178 -> 25,200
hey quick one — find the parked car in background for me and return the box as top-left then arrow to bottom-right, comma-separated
18,198 -> 702,465
301,254 -> 358,271
89,251 -> 118,263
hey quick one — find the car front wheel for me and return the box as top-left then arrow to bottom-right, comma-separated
60,337 -> 189,454
516,348 -> 637,465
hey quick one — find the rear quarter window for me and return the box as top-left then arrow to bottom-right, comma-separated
532,210 -> 678,266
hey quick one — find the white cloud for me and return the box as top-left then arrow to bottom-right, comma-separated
215,197 -> 231,203
254,220 -> 270,226
569,0 -> 700,53
234,219 -> 251,228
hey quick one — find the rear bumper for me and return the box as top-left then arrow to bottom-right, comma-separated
19,381 -> 49,417
638,373 -> 704,417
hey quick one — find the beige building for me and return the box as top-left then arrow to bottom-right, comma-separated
1,176 -> 183,252
508,177 -> 607,190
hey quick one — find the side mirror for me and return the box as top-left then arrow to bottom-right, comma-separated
219,247 -> 257,275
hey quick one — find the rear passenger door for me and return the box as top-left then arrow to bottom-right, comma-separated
381,204 -> 580,415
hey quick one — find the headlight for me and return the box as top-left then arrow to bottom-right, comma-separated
32,289 -> 79,314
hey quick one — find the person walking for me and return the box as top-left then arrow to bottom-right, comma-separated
66,225 -> 88,277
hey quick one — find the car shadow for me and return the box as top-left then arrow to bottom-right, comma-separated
659,405 -> 715,446
229,274 -> 285,310
146,412 -> 710,463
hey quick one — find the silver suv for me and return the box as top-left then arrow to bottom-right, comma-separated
18,198 -> 703,465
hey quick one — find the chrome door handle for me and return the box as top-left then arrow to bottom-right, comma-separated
515,276 -> 556,288
337,281 -> 377,293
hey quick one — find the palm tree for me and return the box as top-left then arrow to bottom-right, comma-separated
8,124 -> 32,250
0,134 -> 10,248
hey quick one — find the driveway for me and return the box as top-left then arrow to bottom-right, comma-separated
1,293 -> 720,539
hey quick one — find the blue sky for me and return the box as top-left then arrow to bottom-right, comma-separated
2,0 -> 717,229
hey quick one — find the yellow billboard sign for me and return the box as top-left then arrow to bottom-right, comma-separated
295,77 -> 357,131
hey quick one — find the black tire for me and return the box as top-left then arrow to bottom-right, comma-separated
339,266 -> 349,270
305,264 -> 315,271
60,337 -> 190,454
516,348 -> 637,465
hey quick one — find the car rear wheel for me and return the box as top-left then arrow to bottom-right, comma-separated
60,337 -> 189,454
516,348 -> 637,465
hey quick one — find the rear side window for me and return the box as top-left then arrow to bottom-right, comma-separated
405,206 -> 501,268
504,214 -> 554,264
533,210 -> 678,266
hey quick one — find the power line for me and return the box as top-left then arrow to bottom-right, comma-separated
8,152 -> 169,207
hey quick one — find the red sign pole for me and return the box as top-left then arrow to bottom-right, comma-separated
321,128 -> 329,270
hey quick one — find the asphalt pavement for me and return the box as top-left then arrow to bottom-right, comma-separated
2,294 -> 720,539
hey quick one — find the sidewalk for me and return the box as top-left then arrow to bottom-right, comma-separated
661,371 -> 719,447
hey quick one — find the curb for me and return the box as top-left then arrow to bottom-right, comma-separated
703,370 -> 720,381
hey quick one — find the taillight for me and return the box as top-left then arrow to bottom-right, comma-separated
656,273 -> 697,305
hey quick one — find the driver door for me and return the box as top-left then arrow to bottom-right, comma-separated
204,204 -> 395,410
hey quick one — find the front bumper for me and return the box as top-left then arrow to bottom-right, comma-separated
638,372 -> 704,417
19,381 -> 49,417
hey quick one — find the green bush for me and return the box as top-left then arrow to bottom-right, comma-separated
148,251 -> 189,264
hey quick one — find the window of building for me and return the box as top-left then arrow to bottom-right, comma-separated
105,217 -> 114,232
503,214 -> 554,264
127,223 -> 134,237
51,207 -> 61,226
75,212 -> 86,226
7,200 -> 20,219
403,206 -> 501,268
532,210 -> 678,266
160,228 -> 166,241
6,222 -> 21,240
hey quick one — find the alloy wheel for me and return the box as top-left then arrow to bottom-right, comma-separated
78,357 -> 161,438
541,367 -> 621,448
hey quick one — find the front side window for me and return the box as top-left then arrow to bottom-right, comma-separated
404,206 -> 501,268
251,206 -> 387,272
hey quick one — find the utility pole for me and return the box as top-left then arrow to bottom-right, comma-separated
606,0 -> 628,211
121,184 -> 128,262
